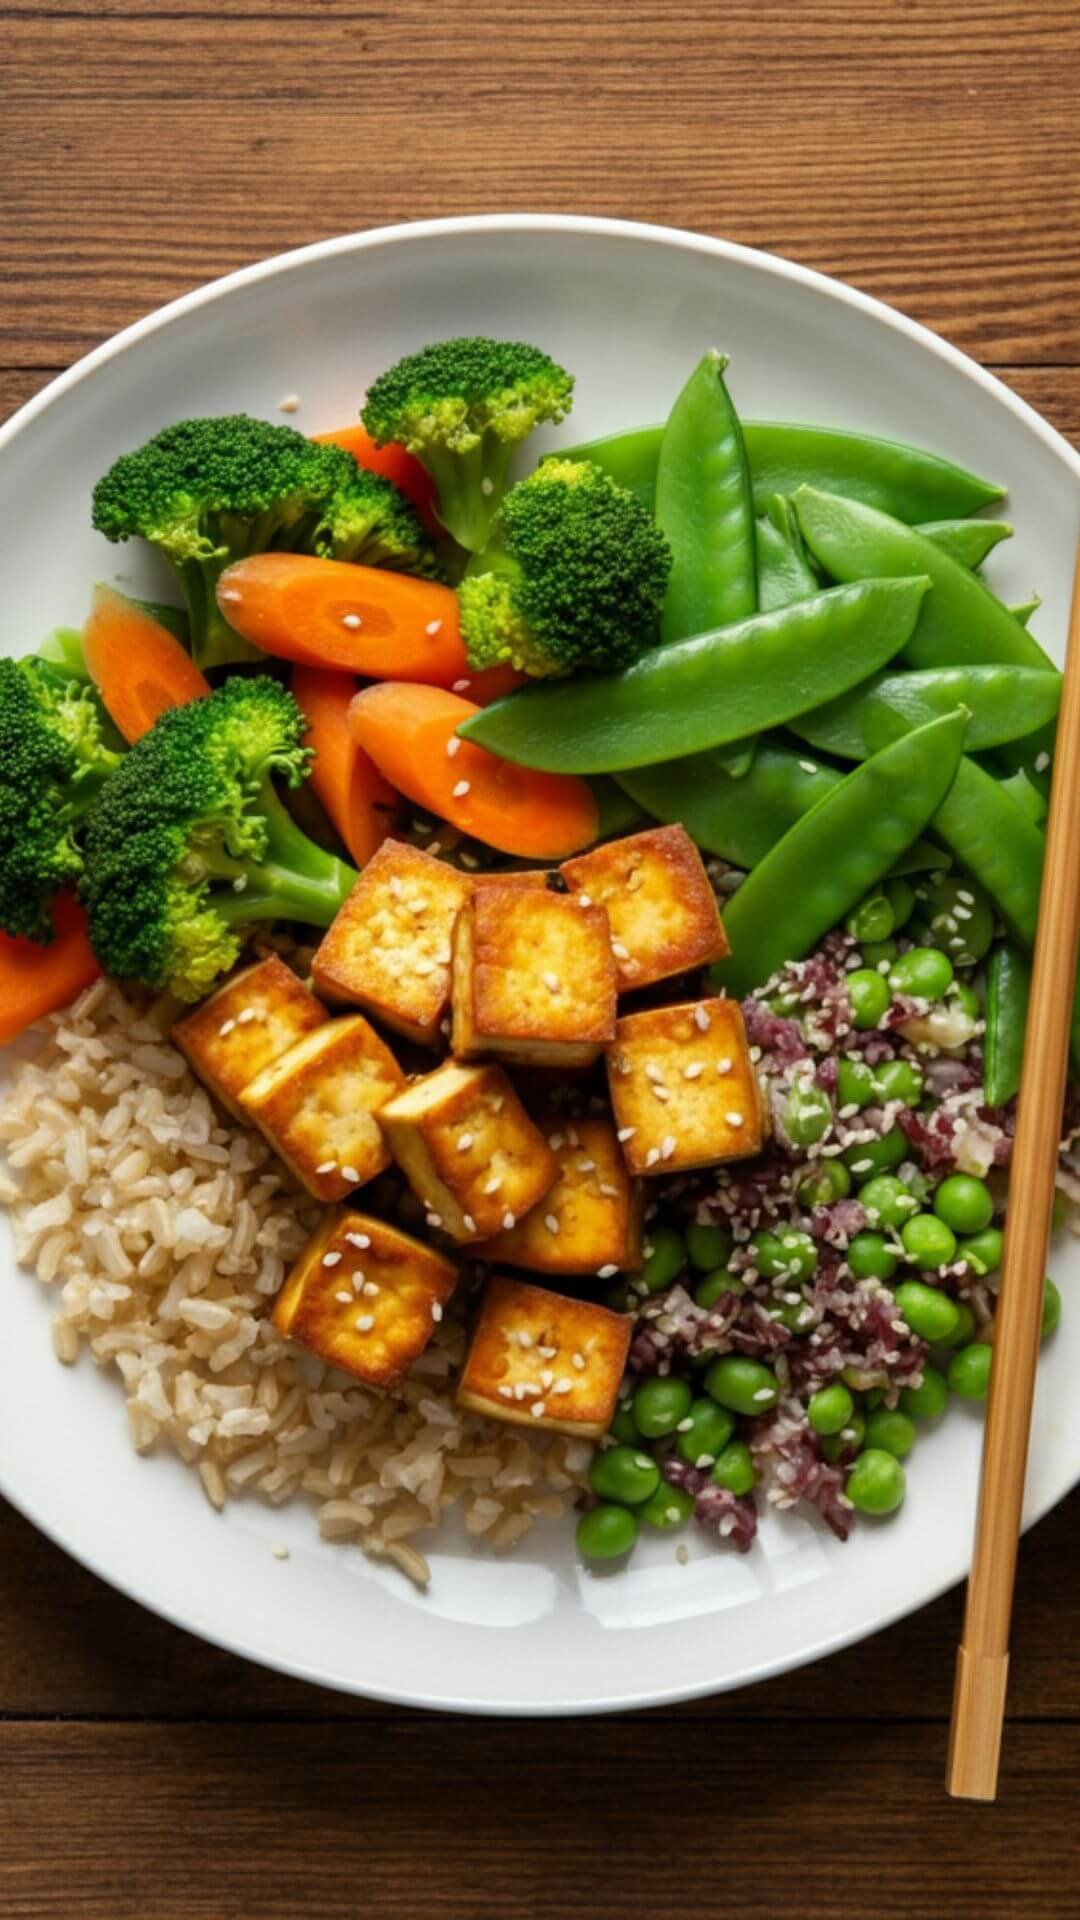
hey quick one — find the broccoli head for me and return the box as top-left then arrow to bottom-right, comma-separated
0,656 -> 122,942
81,676 -> 358,1001
456,458 -> 672,678
361,338 -> 574,554
313,462 -> 442,578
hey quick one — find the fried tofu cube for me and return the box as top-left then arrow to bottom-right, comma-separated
273,1211 -> 457,1390
171,955 -> 328,1119
311,840 -> 471,1046
561,824 -> 729,991
475,1116 -> 644,1276
606,997 -> 764,1175
377,1061 -> 558,1243
240,1015 -> 405,1201
457,1275 -> 631,1438
451,885 -> 617,1067
468,869 -> 551,892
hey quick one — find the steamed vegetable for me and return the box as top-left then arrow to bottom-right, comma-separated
82,584 -> 211,742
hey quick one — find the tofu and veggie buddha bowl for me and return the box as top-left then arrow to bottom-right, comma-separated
2,221 -> 1079,1715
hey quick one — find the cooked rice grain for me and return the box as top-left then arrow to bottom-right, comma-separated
0,981 -> 584,1583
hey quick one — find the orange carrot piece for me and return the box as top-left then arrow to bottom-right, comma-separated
0,894 -> 100,1046
290,665 -> 396,866
83,583 -> 210,742
348,682 -> 598,860
217,553 -> 468,683
312,423 -> 442,535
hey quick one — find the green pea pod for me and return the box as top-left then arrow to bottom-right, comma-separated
710,710 -> 968,997
563,423 -> 1004,522
888,837 -> 951,877
997,767 -> 1047,826
984,943 -> 1031,1107
1009,596 -> 1041,628
916,519 -> 1013,570
793,486 -> 1052,673
792,664 -> 1061,761
588,776 -> 648,841
656,352 -> 757,642
458,576 -> 930,774
757,496 -> 821,612
616,741 -> 842,868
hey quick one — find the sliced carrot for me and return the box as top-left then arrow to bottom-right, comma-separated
0,894 -> 100,1046
312,423 -> 442,535
348,682 -> 598,860
218,553 -> 467,682
290,665 -> 397,866
83,583 -> 210,742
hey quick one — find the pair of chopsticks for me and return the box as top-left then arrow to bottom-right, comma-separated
947,539 -> 1080,1800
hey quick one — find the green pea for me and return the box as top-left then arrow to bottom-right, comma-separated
1043,1277 -> 1062,1341
948,1342 -> 993,1401
957,1226 -> 1003,1277
705,1355 -> 780,1416
858,1173 -> 920,1229
901,1212 -> 957,1269
798,1159 -> 853,1207
676,1396 -> 735,1466
861,938 -> 899,969
843,1126 -> 909,1179
893,1279 -> 962,1345
936,1299 -> 977,1350
901,1366 -> 950,1420
632,1376 -> 693,1439
772,1228 -> 819,1282
889,946 -> 955,1001
637,1226 -> 687,1294
589,1444 -> 660,1506
864,1407 -> 916,1459
686,1221 -> 733,1272
846,891 -> 895,945
769,1297 -> 819,1332
711,1440 -> 756,1495
822,1411 -> 866,1464
846,1448 -> 906,1516
950,980 -> 981,1021
638,1482 -> 696,1530
608,1403 -> 640,1446
847,1231 -> 898,1281
808,1382 -> 855,1436
933,1174 -> 994,1235
872,1059 -> 924,1106
837,1057 -> 878,1110
847,967 -> 891,1029
694,1269 -> 738,1309
918,873 -> 996,966
577,1504 -> 638,1560
885,877 -> 916,930
748,1230 -> 784,1278
783,1084 -> 833,1146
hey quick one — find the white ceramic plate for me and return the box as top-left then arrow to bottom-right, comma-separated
2,215 -> 1079,1715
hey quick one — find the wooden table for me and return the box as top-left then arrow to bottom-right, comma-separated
3,3 -> 1079,1912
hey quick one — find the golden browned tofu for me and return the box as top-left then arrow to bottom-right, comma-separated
468,868 -> 550,892
457,1275 -> 631,1438
240,1015 -> 405,1201
311,840 -> 471,1046
451,885 -> 617,1067
378,1061 -> 558,1243
475,1116 -> 644,1276
171,955 -> 327,1119
274,1211 -> 457,1390
561,824 -> 729,991
606,997 -> 764,1176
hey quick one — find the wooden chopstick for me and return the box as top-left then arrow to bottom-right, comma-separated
947,535 -> 1080,1802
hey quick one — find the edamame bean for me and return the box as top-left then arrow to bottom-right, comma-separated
638,1227 -> 687,1294
847,1232 -> 898,1281
873,1059 -> 924,1106
893,1279 -> 962,1344
705,1355 -> 780,1416
686,1222 -> 734,1272
864,1407 -> 916,1459
577,1504 -> 638,1560
655,351 -> 757,643
847,968 -> 891,1029
632,1377 -> 693,1439
901,1213 -> 958,1268
589,1445 -> 660,1506
933,1174 -> 994,1235
1043,1277 -> 1062,1341
808,1383 -> 855,1436
782,1084 -> 833,1146
916,873 -> 996,966
846,1447 -> 906,1515
638,1482 -> 696,1530
798,1160 -> 853,1207
889,946 -> 955,1001
901,1366 -> 950,1420
846,891 -> 895,944
676,1397 -> 736,1465
837,1057 -> 878,1108
858,1173 -> 920,1229
711,1440 -> 756,1495
843,1127 -> 909,1179
947,1342 -> 992,1401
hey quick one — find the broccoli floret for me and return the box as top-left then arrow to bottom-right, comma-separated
0,657 -> 122,943
92,415 -> 357,672
361,338 -> 574,554
313,462 -> 443,578
81,677 -> 357,1001
456,458 -> 672,678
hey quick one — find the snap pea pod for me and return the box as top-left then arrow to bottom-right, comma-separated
888,836 -> 951,876
792,663 -> 1061,762
997,767 -> 1047,826
458,577 -> 929,775
1009,596 -> 1041,628
711,711 -> 969,997
984,943 -> 1030,1107
562,423 -> 1004,522
656,352 -> 757,642
756,496 -> 821,612
616,740 -> 843,868
916,519 -> 1012,570
793,486 -> 1053,673
588,776 -> 648,841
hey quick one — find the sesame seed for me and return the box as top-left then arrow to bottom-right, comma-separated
1035,751 -> 1050,773
954,905 -> 972,921
683,1062 -> 704,1080
849,1158 -> 873,1174
218,1018 -> 236,1037
334,1289 -> 352,1304
362,1280 -> 380,1297
498,1384 -> 514,1399
577,1157 -> 596,1173
425,619 -> 443,636
452,779 -> 471,799
236,1007 -> 257,1025
661,1135 -> 677,1160
538,1345 -> 558,1359
426,1211 -> 443,1227
540,1369 -> 554,1389
452,678 -> 471,693
597,1263 -> 619,1278
322,1250 -> 343,1267
316,1160 -> 338,1175
577,892 -> 592,908
554,1379 -> 573,1395
956,889 -> 975,905
502,1211 -> 516,1231
414,957 -> 435,976
675,1417 -> 694,1432
446,736 -> 461,758
645,1147 -> 661,1167
753,1387 -> 774,1402
799,759 -> 818,774
611,941 -> 631,961
457,1132 -> 474,1152
695,1454 -> 716,1470
483,1174 -> 503,1194
218,587 -> 242,603
616,1127 -> 636,1142
544,1214 -> 561,1234
725,1112 -> 744,1128
342,612 -> 363,630
232,876 -> 248,892
346,1232 -> 371,1250
462,1214 -> 476,1234
694,1005 -> 711,1031
717,1058 -> 733,1075
651,1084 -> 671,1102
351,1272 -> 366,1291
481,476 -> 494,497
572,1352 -> 586,1370
356,1314 -> 375,1332
548,1133 -> 564,1150
389,874 -> 404,897
531,1401 -> 546,1417
599,1182 -> 619,1197
543,970 -> 561,993
271,1541 -> 291,1560
644,1061 -> 665,1083
431,1302 -> 443,1322
278,393 -> 300,412
341,1166 -> 360,1184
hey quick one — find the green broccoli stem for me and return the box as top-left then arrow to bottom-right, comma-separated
176,555 -> 264,674
425,434 -> 517,554
215,774 -> 358,929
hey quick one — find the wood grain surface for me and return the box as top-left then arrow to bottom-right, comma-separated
2,3 -> 1079,1915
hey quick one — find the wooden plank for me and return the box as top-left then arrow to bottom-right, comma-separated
1,1718 -> 1078,1919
